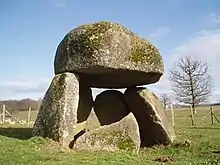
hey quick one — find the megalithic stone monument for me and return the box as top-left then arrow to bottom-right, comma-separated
33,21 -> 176,150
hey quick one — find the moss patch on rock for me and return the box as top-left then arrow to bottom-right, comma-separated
73,113 -> 140,152
69,21 -> 112,58
49,73 -> 67,102
55,21 -> 164,87
66,20 -> 163,66
33,73 -> 80,147
38,74 -> 68,140
89,131 -> 136,151
129,36 -> 163,66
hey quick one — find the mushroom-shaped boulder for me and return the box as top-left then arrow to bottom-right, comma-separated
54,21 -> 164,88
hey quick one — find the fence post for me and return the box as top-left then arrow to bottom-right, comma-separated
27,107 -> 32,123
170,103 -> 175,126
2,105 -> 5,123
190,105 -> 195,126
210,107 -> 214,125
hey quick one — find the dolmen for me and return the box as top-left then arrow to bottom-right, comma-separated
33,21 -> 176,152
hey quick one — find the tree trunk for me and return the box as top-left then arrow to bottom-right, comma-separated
192,103 -> 197,115
190,105 -> 195,126
188,69 -> 197,116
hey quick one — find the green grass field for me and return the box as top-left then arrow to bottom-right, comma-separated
0,106 -> 220,165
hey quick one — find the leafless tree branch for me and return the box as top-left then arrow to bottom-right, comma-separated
169,56 -> 214,115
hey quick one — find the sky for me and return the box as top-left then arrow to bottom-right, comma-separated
1,0 -> 220,103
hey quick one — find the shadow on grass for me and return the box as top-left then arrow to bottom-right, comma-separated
186,126 -> 220,130
0,127 -> 33,140
176,126 -> 220,130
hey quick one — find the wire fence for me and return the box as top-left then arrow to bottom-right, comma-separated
166,104 -> 220,127
0,105 -> 36,125
0,104 -> 220,127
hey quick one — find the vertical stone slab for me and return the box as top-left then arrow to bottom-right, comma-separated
69,77 -> 94,139
32,72 -> 79,147
77,76 -> 93,123
124,87 -> 176,147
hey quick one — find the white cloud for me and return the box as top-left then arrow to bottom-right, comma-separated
54,0 -> 67,8
151,28 -> 220,102
205,13 -> 220,26
170,29 -> 220,61
148,74 -> 171,92
0,78 -> 50,100
148,27 -> 170,39
55,3 -> 66,8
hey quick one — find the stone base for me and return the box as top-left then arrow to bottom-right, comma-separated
73,113 -> 140,152
32,73 -> 175,149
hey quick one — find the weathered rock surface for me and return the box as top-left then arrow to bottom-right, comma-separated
32,73 -> 80,147
73,113 -> 140,152
54,21 -> 164,88
94,90 -> 130,125
124,87 -> 176,147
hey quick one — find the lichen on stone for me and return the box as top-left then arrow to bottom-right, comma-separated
69,21 -> 112,58
51,73 -> 67,101
129,35 -> 163,67
33,73 -> 80,147
83,130 -> 136,151
124,87 -> 176,147
37,74 -> 68,141
74,113 -> 140,152
54,21 -> 164,87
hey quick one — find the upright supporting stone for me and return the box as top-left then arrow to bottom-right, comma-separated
124,87 -> 176,147
71,77 -> 94,137
33,73 -> 79,147
77,76 -> 93,123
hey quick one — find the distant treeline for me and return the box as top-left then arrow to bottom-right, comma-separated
0,98 -> 42,112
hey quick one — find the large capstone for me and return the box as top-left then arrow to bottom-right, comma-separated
124,87 -> 176,147
33,73 -> 93,147
94,90 -> 130,125
54,21 -> 164,88
73,113 -> 140,152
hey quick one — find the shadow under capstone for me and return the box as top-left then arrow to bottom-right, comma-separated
77,78 -> 93,123
0,127 -> 33,140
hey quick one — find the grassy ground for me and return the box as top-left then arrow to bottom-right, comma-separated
0,106 -> 220,165
12,110 -> 39,122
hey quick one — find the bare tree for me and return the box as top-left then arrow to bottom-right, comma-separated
160,93 -> 170,109
169,56 -> 213,115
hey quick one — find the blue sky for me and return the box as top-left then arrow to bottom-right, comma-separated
1,0 -> 220,102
